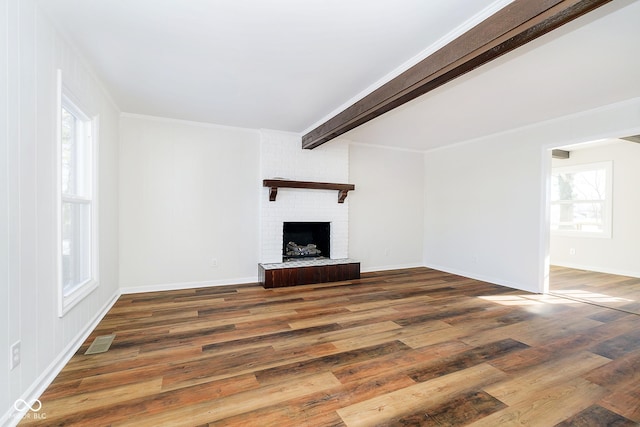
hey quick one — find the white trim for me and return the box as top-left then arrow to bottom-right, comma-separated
360,262 -> 425,274
348,140 -> 427,154
551,262 -> 640,280
424,263 -> 538,294
424,97 -> 640,155
536,105 -> 640,296
550,161 -> 613,239
55,69 -> 63,316
57,70 -> 101,317
120,276 -> 259,295
120,112 -> 261,134
539,148 -> 552,294
258,128 -> 301,138
60,280 -> 99,315
1,290 -> 120,427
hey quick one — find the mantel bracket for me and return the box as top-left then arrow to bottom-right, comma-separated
268,186 -> 278,201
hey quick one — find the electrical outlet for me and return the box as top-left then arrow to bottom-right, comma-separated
569,248 -> 576,255
10,341 -> 20,370
210,258 -> 218,268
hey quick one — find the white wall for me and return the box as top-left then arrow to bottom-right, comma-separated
119,115 -> 261,292
424,98 -> 640,293
1,0 -> 120,424
349,144 -> 425,272
550,140 -> 640,277
424,132 -> 544,292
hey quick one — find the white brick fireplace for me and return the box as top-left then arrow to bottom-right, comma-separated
259,129 -> 350,264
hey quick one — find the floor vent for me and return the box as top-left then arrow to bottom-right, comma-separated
85,334 -> 116,355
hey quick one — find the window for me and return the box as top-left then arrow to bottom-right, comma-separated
57,72 -> 98,316
550,161 -> 612,238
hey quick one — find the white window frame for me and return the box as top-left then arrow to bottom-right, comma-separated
550,161 -> 613,239
56,70 -> 99,317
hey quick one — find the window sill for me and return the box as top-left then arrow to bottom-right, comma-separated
551,231 -> 611,239
58,280 -> 99,317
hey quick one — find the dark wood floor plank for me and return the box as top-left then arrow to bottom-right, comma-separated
254,340 -> 411,385
408,338 -> 529,383
160,345 -> 280,389
489,313 -> 639,374
585,347 -> 640,389
484,350 -> 610,407
201,323 -> 342,353
125,372 -> 342,426
212,373 -> 415,427
469,377 -> 608,427
332,340 -> 469,385
275,320 -> 402,353
589,328 -> 640,359
385,390 -> 507,427
598,390 -> 640,424
554,404 -> 637,427
37,374 -> 260,427
337,363 -> 507,426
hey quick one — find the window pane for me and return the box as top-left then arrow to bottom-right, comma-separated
551,162 -> 609,236
550,201 -> 604,232
552,168 -> 605,201
61,108 -> 77,195
61,107 -> 90,197
573,201 -> 605,232
62,201 -> 92,294
576,169 -> 605,200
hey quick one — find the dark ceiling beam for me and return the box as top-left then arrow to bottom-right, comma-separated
552,149 -> 570,159
302,0 -> 612,149
621,135 -> 640,144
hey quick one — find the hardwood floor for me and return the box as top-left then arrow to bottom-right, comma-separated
20,268 -> 640,426
550,265 -> 640,315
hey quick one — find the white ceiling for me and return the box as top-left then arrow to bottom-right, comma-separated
39,0 -> 640,152
38,0 -> 509,133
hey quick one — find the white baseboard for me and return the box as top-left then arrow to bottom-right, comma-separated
360,262 -> 425,274
551,262 -> 640,279
423,263 -> 539,293
120,276 -> 259,294
2,290 -> 121,427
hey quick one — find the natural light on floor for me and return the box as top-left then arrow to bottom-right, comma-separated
479,294 -> 580,306
480,290 -> 634,307
551,289 -> 634,303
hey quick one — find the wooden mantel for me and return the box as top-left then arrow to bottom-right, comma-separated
263,179 -> 355,203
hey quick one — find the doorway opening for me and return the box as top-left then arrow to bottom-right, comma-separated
544,137 -> 640,314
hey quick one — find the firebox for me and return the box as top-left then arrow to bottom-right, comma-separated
282,222 -> 330,261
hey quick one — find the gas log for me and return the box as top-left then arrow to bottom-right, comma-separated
286,241 -> 322,257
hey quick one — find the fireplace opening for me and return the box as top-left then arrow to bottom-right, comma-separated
283,222 -> 330,261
